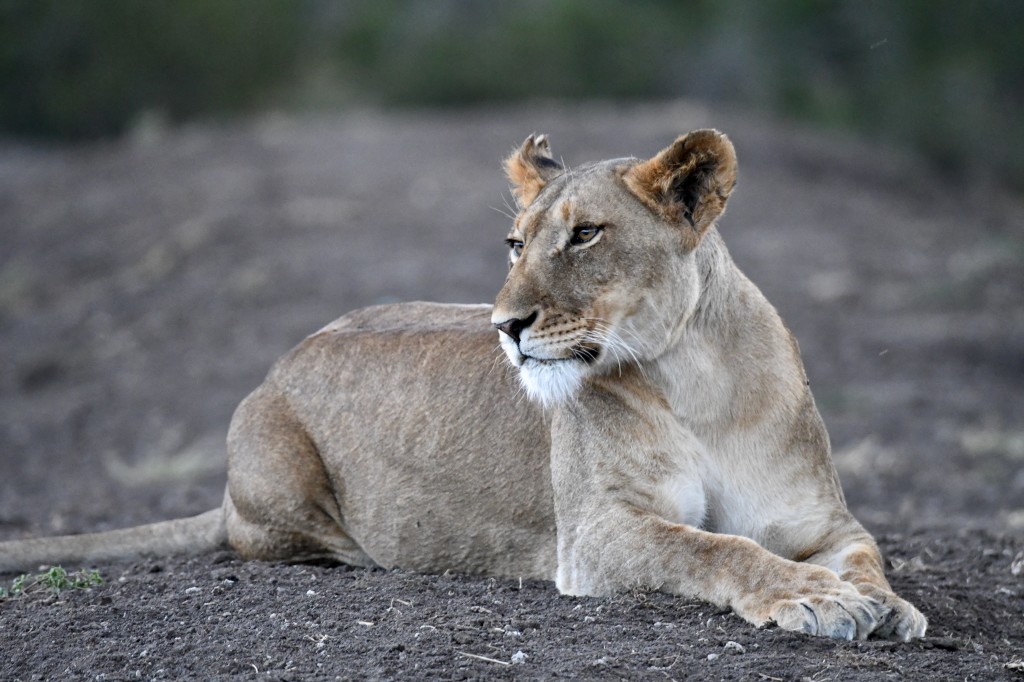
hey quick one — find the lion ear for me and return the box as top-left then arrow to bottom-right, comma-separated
624,129 -> 737,242
505,134 -> 563,208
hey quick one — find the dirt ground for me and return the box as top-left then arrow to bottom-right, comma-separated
1,102 -> 1022,680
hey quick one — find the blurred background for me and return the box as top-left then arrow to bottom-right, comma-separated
1,0 -> 1022,188
0,1 -> 1022,536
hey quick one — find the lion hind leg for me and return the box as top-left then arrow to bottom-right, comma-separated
222,491 -> 374,567
224,386 -> 373,568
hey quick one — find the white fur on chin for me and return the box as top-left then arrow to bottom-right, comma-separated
517,359 -> 584,408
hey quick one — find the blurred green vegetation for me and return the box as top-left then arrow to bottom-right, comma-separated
0,0 -> 303,138
1,0 -> 1021,187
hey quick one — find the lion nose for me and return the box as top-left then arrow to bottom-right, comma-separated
494,311 -> 538,343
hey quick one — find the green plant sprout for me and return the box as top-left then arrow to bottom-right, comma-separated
1,567 -> 103,599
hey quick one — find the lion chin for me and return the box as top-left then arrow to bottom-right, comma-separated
515,357 -> 587,408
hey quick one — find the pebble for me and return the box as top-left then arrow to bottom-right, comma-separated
723,641 -> 746,654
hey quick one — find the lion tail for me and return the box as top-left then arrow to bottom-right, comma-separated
0,509 -> 227,574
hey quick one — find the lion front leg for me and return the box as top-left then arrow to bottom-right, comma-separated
803,531 -> 928,641
555,508 -> 886,640
548,384 -> 902,641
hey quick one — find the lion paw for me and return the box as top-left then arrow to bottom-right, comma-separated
869,593 -> 928,641
769,588 -> 883,640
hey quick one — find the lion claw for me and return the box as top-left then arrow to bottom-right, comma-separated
770,590 -> 882,640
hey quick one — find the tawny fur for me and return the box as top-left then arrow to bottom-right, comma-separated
504,133 -> 562,208
0,130 -> 925,641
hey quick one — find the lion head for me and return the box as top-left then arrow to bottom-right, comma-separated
492,130 -> 737,406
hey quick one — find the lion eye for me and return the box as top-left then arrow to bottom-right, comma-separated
570,223 -> 602,246
506,239 -> 524,257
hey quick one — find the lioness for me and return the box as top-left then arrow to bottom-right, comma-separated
0,130 -> 925,640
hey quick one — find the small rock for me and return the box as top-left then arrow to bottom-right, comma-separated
1011,551 -> 1023,576
707,653 -> 719,661
511,651 -> 528,665
723,641 -> 746,655
184,587 -> 201,596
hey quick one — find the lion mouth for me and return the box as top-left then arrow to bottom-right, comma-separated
521,354 -> 567,366
520,344 -> 600,366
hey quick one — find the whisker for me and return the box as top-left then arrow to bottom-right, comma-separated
501,192 -> 519,218
582,317 -> 651,383
581,328 -> 627,378
490,205 -> 516,221
487,343 -> 509,377
512,382 -> 529,408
